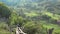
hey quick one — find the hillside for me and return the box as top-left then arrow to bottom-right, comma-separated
0,0 -> 60,34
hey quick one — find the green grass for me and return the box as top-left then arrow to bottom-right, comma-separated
40,20 -> 60,34
0,29 -> 10,34
24,12 -> 38,17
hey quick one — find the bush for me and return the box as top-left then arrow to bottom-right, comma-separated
23,22 -> 46,34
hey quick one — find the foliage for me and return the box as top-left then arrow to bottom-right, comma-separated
23,21 -> 47,34
8,11 -> 18,25
0,3 -> 11,18
0,0 -> 60,34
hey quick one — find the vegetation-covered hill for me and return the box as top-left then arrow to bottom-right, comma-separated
0,0 -> 60,34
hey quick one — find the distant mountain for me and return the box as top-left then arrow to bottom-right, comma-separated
0,0 -> 58,6
0,0 -> 60,14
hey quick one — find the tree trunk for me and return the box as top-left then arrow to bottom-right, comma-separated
48,28 -> 54,34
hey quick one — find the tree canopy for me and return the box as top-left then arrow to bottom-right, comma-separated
0,3 -> 11,18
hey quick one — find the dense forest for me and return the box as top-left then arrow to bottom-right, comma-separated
0,0 -> 60,34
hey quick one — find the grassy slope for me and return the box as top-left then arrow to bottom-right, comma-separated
41,21 -> 60,34
25,11 -> 60,34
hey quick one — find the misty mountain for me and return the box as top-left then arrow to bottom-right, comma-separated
0,0 -> 60,14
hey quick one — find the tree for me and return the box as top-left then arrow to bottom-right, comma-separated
8,11 -> 18,25
0,3 -> 11,18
